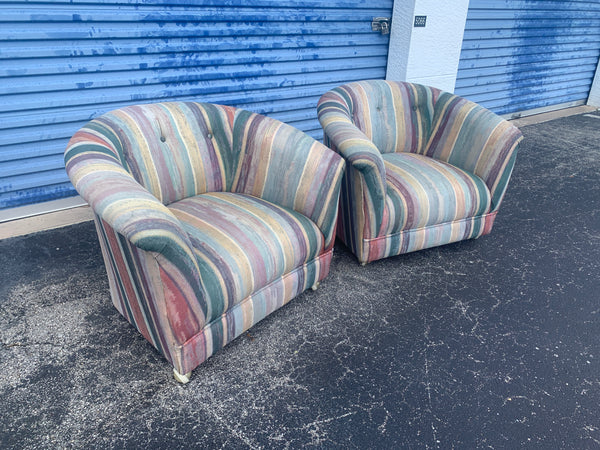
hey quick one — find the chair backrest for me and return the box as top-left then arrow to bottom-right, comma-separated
323,80 -> 440,155
87,102 -> 240,205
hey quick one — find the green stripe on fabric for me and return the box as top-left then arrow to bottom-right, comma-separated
472,174 -> 491,216
117,232 -> 165,353
96,218 -> 136,325
203,103 -> 234,190
491,148 -> 518,211
87,119 -> 128,168
64,143 -> 117,164
334,86 -> 354,116
446,107 -> 492,170
231,108 -> 255,190
194,256 -> 226,324
159,104 -> 197,199
262,126 -> 312,208
369,81 -> 397,154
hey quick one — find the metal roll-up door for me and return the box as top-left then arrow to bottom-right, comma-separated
0,1 -> 393,211
455,0 -> 600,117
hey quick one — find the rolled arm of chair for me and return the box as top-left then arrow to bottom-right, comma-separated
66,126 -> 211,350
427,92 -> 524,210
65,129 -> 195,258
317,98 -> 387,232
234,112 -> 345,248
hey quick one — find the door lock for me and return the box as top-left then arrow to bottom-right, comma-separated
371,17 -> 391,35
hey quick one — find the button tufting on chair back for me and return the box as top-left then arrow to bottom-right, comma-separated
323,80 -> 438,156
89,102 -> 237,205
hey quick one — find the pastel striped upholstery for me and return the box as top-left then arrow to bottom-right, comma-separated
169,192 -> 325,323
317,80 -> 523,264
382,153 -> 491,234
65,102 -> 345,379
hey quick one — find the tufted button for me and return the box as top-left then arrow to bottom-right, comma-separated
412,105 -> 418,111
207,133 -> 212,139
160,136 -> 166,142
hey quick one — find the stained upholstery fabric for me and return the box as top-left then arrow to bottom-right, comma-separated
317,80 -> 523,264
65,102 -> 345,376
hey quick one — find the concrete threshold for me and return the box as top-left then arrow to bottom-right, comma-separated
510,105 -> 598,127
0,205 -> 93,240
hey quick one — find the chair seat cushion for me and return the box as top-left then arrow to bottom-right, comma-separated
168,192 -> 324,321
382,153 -> 491,235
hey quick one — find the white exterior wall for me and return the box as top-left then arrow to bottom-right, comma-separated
588,61 -> 600,107
386,0 -> 469,93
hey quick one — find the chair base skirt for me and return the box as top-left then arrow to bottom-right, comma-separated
350,212 -> 497,264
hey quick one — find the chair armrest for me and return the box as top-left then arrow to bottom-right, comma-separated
65,128 -> 194,257
317,94 -> 387,233
426,92 -> 524,210
233,111 -> 345,248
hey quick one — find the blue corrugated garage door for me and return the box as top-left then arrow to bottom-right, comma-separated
456,0 -> 600,117
0,0 -> 392,211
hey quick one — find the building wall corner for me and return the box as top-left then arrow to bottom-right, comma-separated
386,0 -> 469,93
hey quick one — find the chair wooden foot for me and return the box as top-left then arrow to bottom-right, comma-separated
311,281 -> 320,291
360,261 -> 367,266
173,368 -> 191,384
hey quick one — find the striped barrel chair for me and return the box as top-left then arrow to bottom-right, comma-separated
65,102 -> 345,383
317,80 -> 523,264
